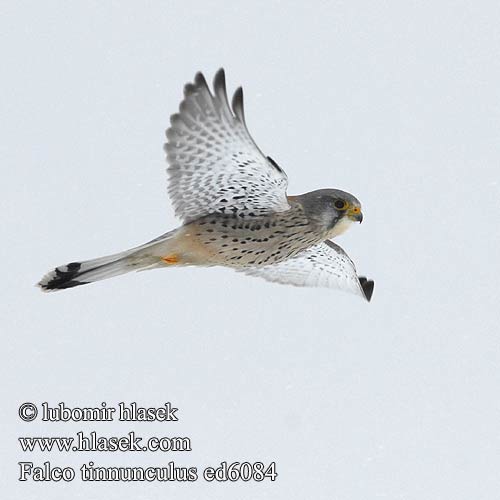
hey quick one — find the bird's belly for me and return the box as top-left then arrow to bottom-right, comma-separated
181,216 -> 320,267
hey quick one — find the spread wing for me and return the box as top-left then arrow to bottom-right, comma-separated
165,69 -> 290,222
241,240 -> 374,301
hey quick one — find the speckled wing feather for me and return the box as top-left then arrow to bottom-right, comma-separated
241,240 -> 374,301
165,69 -> 290,222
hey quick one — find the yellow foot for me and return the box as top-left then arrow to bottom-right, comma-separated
161,254 -> 179,265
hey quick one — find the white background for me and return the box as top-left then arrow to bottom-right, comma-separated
2,1 -> 500,499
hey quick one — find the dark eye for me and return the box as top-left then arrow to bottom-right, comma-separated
334,200 -> 348,210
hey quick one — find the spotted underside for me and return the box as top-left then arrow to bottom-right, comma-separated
165,69 -> 290,223
181,202 -> 320,267
241,240 -> 374,301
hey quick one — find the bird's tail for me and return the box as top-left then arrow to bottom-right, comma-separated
37,230 -> 176,292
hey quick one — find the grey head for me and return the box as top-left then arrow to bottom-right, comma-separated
295,188 -> 363,236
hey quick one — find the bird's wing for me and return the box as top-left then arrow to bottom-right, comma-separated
241,240 -> 374,301
165,69 -> 290,222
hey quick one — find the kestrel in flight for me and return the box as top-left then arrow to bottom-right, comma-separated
38,69 -> 374,301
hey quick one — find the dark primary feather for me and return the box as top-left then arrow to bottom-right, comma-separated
358,276 -> 375,302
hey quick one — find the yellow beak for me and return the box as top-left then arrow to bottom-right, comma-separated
348,206 -> 363,223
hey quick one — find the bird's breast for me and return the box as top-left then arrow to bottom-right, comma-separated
181,210 -> 321,267
327,217 -> 354,238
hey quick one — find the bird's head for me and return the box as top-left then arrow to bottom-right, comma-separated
297,189 -> 363,237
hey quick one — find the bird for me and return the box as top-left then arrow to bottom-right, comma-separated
38,69 -> 374,301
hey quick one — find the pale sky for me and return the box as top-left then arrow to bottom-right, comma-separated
2,1 -> 500,499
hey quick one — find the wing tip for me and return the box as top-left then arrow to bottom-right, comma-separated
213,67 -> 226,90
213,67 -> 233,112
183,82 -> 196,97
194,71 -> 209,90
358,276 -> 374,302
231,86 -> 245,122
181,68 -> 246,124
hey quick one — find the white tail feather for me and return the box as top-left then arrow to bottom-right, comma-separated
37,231 -> 176,292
